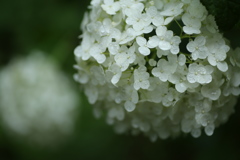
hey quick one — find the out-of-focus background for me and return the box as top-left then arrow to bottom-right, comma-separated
0,0 -> 240,160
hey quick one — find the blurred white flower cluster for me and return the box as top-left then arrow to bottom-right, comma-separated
74,0 -> 240,140
0,52 -> 79,146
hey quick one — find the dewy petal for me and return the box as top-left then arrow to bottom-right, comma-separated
108,42 -> 120,55
201,85 -> 221,101
170,46 -> 179,54
188,63 -> 198,73
187,73 -> 196,83
178,54 -> 186,66
176,83 -> 187,93
191,51 -> 198,60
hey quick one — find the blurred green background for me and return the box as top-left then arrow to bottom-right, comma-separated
0,0 -> 240,160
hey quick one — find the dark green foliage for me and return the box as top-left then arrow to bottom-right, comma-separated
201,0 -> 240,31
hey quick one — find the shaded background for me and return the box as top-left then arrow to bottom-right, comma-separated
0,0 -> 240,160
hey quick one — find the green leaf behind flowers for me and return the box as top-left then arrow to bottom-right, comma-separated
200,0 -> 240,31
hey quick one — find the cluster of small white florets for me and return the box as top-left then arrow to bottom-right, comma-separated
0,52 -> 79,146
74,0 -> 240,140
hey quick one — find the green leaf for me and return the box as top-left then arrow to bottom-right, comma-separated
200,0 -> 240,31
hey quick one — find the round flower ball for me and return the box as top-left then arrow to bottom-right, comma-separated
0,52 -> 79,146
74,0 -> 240,141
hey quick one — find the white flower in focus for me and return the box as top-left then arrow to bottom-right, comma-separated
156,26 -> 173,51
114,45 -> 136,71
136,36 -> 151,56
169,36 -> 181,54
208,45 -> 229,72
146,6 -> 164,26
187,36 -> 209,60
169,65 -> 195,93
187,63 -> 213,84
74,0 -> 240,141
101,0 -> 121,15
125,5 -> 151,31
0,52 -> 79,146
182,13 -> 201,34
160,2 -> 184,24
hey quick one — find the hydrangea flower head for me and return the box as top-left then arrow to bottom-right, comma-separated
74,0 -> 240,140
0,52 -> 79,146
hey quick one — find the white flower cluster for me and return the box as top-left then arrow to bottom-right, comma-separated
74,0 -> 240,140
0,52 -> 79,146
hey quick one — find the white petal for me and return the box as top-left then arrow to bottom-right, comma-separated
152,68 -> 161,77
96,54 -> 106,64
187,73 -> 196,83
178,54 -> 186,66
217,61 -> 228,72
183,26 -> 200,34
176,83 -> 187,93
141,80 -> 150,89
159,73 -> 168,82
74,46 -> 82,58
204,124 -> 215,136
186,41 -> 195,52
147,36 -> 159,48
156,26 -> 167,36
195,36 -> 206,46
152,16 -> 164,26
142,25 -> 153,33
111,73 -> 121,84
159,41 -> 171,50
134,82 -> 140,90
207,54 -> 217,66
124,101 -> 136,112
139,46 -> 150,56
170,46 -> 179,54
104,0 -> 113,4
164,17 -> 174,25
108,43 -> 119,55
136,36 -> 147,46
